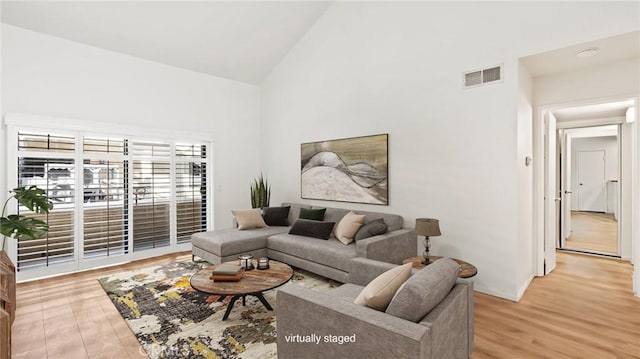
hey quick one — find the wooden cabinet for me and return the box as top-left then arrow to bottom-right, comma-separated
0,251 -> 16,359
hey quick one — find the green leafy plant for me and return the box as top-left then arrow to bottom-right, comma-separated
250,174 -> 271,209
1,186 -> 53,251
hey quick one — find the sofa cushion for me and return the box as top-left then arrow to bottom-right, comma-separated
299,207 -> 326,220
385,258 -> 460,322
354,262 -> 413,311
231,209 -> 267,230
354,218 -> 388,241
262,206 -> 291,226
282,203 -> 312,226
314,205 -> 403,232
191,226 -> 289,257
289,219 -> 335,240
267,233 -> 357,272
318,207 -> 349,228
334,211 -> 366,245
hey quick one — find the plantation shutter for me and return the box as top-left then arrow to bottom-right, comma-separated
175,144 -> 207,243
132,141 -> 171,250
16,133 -> 75,270
10,124 -> 211,279
82,137 -> 129,259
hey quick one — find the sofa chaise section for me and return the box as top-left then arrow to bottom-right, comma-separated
191,226 -> 290,264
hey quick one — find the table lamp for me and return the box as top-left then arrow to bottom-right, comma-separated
415,218 -> 441,265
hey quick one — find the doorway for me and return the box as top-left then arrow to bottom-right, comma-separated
558,125 -> 620,257
539,99 -> 634,276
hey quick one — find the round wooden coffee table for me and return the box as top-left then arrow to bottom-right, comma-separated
402,256 -> 478,278
190,260 -> 293,321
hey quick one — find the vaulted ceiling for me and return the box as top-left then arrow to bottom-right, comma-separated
1,1 -> 332,84
3,2 -> 638,87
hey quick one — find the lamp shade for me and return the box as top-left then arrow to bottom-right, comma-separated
415,218 -> 441,237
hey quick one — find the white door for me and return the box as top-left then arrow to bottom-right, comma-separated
560,133 -> 572,242
577,150 -> 606,212
544,113 -> 558,275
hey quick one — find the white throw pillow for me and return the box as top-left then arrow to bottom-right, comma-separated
334,211 -> 366,245
354,262 -> 413,311
231,209 -> 268,230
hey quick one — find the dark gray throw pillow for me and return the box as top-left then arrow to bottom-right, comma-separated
385,258 -> 460,322
262,206 -> 291,226
354,218 -> 388,241
288,219 -> 335,240
299,208 -> 326,221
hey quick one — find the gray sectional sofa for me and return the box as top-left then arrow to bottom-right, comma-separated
191,202 -> 417,283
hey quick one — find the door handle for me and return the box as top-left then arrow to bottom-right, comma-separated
564,191 -> 572,194
554,198 -> 561,202
579,183 -> 584,186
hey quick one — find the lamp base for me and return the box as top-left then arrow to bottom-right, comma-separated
421,258 -> 431,266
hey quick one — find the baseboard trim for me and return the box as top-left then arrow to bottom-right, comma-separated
516,275 -> 534,302
473,286 -> 518,302
557,248 -> 621,258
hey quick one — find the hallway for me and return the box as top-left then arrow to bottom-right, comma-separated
564,211 -> 617,255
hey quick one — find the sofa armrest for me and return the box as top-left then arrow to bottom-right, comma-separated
347,257 -> 397,286
420,283 -> 471,359
277,283 -> 431,359
456,278 -> 474,354
356,228 -> 417,264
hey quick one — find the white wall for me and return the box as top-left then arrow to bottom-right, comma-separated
517,62 -> 534,299
261,2 -> 639,300
570,136 -> 618,211
534,58 -> 640,107
1,25 -> 262,230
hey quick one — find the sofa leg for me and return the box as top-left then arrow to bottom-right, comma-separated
192,254 -> 195,262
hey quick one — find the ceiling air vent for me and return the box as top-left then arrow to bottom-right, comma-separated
464,64 -> 503,88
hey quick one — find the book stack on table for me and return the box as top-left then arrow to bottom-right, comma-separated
210,264 -> 243,282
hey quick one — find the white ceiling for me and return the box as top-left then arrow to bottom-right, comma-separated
1,1 -> 332,84
521,31 -> 640,77
553,100 -> 634,122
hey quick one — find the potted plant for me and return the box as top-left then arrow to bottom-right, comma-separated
0,186 -> 52,330
1,185 -> 53,253
250,174 -> 271,209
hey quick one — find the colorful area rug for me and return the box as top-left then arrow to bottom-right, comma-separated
98,261 -> 340,359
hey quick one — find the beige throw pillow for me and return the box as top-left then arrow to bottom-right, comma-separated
231,209 -> 267,230
334,211 -> 366,245
354,262 -> 413,311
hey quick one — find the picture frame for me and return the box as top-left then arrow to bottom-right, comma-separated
301,134 -> 388,205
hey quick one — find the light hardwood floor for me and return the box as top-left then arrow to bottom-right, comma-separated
12,253 -> 194,359
11,251 -> 640,358
473,252 -> 639,358
564,211 -> 618,255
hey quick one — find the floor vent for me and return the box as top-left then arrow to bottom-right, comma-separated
464,65 -> 503,88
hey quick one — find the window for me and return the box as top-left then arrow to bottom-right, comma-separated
82,137 -> 130,260
17,158 -> 75,270
132,142 -> 171,251
11,128 -> 211,277
175,144 -> 207,244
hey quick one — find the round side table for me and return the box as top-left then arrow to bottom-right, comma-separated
402,256 -> 478,278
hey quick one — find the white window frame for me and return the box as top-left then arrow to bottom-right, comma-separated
4,113 -> 215,281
